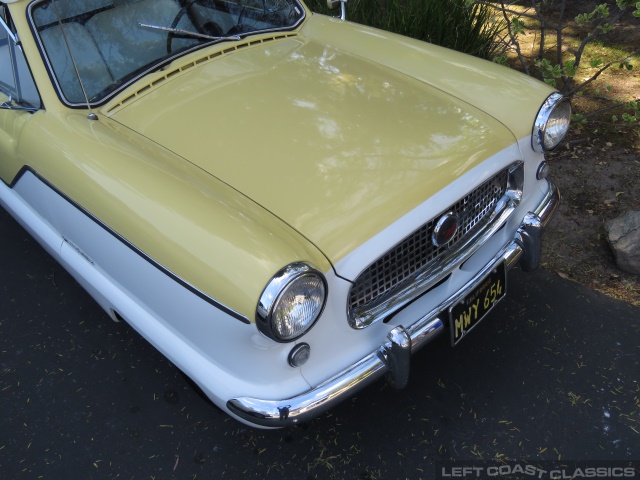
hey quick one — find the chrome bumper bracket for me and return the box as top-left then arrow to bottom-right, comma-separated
379,326 -> 412,389
227,180 -> 560,428
516,213 -> 542,272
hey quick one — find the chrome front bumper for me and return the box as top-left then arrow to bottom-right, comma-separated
228,180 -> 560,428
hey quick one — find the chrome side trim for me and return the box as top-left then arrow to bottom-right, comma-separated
227,179 -> 560,428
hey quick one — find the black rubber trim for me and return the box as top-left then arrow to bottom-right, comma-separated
5,165 -> 251,324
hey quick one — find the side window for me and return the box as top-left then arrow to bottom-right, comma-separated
0,9 -> 41,109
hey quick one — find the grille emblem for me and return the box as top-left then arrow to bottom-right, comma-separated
432,212 -> 459,247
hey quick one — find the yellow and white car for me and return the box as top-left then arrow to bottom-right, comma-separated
0,0 -> 569,427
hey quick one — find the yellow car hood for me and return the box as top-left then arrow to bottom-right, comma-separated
108,31 -> 517,264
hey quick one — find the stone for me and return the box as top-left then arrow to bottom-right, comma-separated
604,210 -> 640,275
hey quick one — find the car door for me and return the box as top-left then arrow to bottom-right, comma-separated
0,5 -> 41,183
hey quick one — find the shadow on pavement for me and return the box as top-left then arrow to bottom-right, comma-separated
1,207 -> 638,479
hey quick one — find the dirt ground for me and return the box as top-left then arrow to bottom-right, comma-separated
517,1 -> 640,305
541,136 -> 640,306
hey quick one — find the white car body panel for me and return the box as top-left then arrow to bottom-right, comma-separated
0,170 -> 313,422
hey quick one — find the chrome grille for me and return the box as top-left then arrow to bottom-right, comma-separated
349,168 -> 510,316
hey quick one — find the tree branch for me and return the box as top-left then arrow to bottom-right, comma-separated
498,0 -> 530,74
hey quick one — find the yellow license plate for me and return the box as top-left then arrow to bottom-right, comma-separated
449,262 -> 506,345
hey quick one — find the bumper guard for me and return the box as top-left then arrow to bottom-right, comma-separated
228,180 -> 560,427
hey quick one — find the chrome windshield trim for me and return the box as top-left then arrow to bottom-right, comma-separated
27,0 -> 307,108
0,14 -> 17,43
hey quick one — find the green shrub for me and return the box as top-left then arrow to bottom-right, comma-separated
305,0 -> 507,60
465,1 -> 639,135
471,1 -> 640,96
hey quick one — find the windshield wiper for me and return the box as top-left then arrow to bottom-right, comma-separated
139,23 -> 241,42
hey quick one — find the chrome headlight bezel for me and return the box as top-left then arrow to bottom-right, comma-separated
256,263 -> 327,342
532,92 -> 571,153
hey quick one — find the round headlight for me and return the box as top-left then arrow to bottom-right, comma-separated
256,263 -> 327,342
532,92 -> 571,152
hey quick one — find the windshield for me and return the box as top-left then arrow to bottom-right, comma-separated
31,0 -> 305,105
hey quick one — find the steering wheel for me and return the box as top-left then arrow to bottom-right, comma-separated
166,0 -> 224,53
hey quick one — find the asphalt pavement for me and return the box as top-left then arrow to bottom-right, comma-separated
1,206 -> 639,480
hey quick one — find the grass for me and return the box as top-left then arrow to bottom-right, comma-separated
493,2 -> 639,111
307,0 -> 639,303
480,2 -> 640,304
